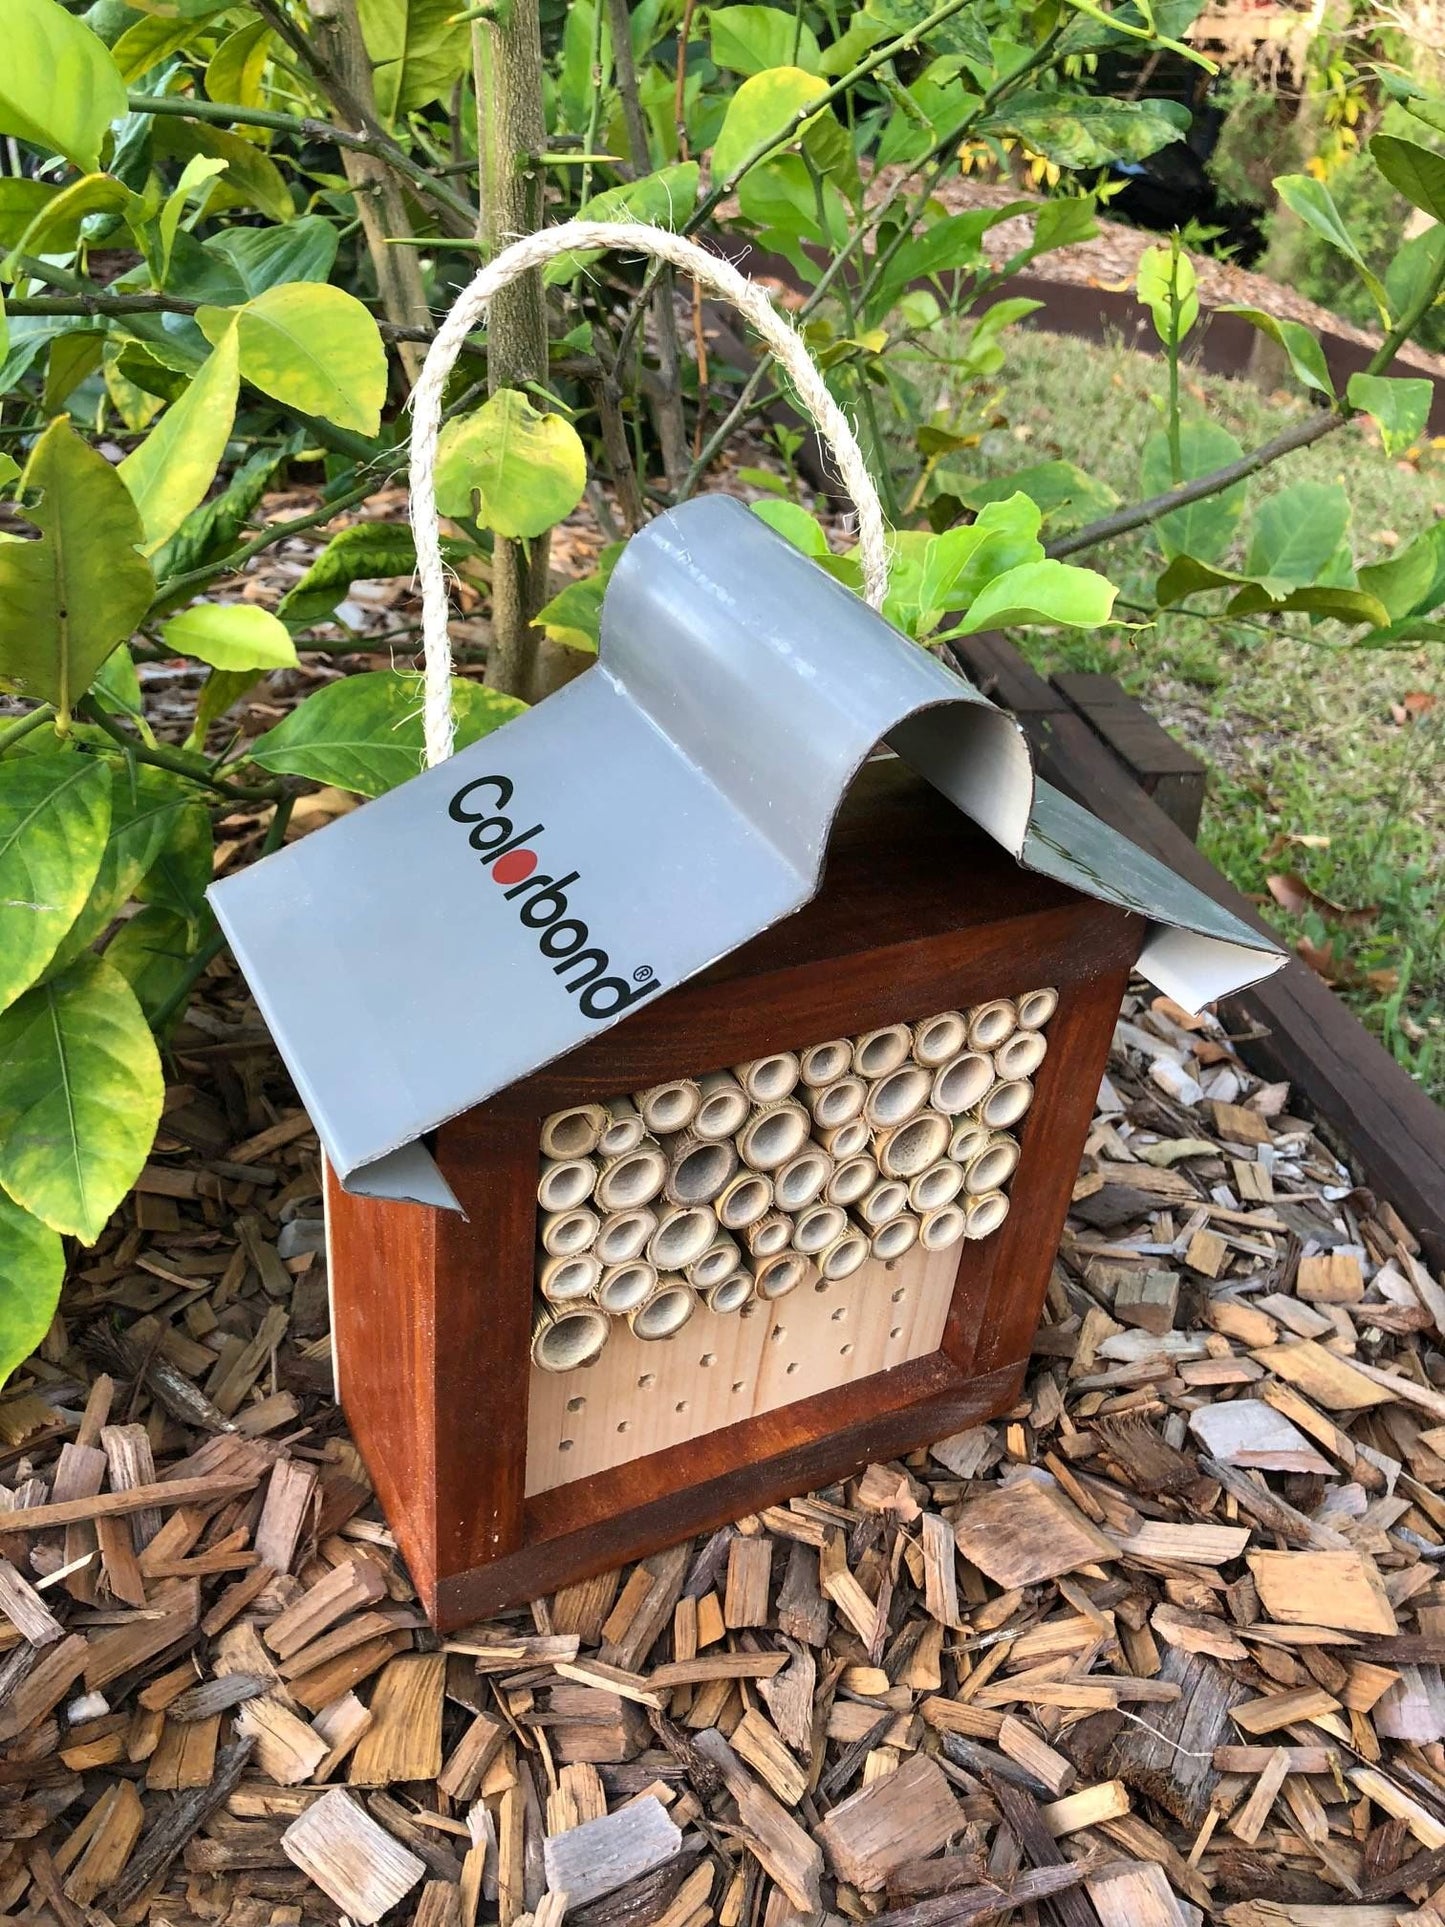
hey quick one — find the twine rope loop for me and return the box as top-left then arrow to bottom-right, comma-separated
408,220 -> 891,767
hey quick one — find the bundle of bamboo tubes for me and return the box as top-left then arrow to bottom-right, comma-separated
529,988 -> 1057,1369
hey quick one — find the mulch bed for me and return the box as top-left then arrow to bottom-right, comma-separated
3,862 -> 1445,1926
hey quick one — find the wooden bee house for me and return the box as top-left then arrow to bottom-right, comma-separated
212,495 -> 1281,1627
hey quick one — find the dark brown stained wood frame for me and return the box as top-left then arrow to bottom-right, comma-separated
325,766 -> 1141,1627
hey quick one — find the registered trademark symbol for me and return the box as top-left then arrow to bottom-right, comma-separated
634,965 -> 654,982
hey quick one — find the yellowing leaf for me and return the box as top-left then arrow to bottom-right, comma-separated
119,325 -> 240,553
711,67 -> 830,184
0,420 -> 153,720
0,0 -> 125,172
162,602 -> 299,671
0,1192 -> 64,1387
435,388 -> 587,539
201,283 -> 387,436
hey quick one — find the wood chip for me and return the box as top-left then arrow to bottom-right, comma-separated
281,1786 -> 427,1924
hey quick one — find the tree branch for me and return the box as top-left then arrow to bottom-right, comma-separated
76,698 -> 284,803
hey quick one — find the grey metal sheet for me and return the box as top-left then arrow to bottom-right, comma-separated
210,494 -> 1283,1205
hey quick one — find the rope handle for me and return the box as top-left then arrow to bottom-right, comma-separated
408,220 -> 891,767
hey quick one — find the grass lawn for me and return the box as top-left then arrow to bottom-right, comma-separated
903,326 -> 1445,1098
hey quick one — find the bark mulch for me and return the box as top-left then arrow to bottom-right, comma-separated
3,917 -> 1445,1925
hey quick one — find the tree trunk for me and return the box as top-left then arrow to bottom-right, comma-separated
474,1 -> 552,699
304,0 -> 430,383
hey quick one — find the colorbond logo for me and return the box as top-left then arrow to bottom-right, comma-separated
448,775 -> 663,1020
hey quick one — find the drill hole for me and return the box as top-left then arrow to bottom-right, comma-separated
732,1381 -> 745,1394
617,1419 -> 630,1433
831,1306 -> 846,1322
700,1353 -> 715,1368
770,1326 -> 786,1344
637,1373 -> 655,1389
566,1396 -> 586,1412
675,1400 -> 689,1414
891,1287 -> 906,1303
840,1343 -> 853,1356
559,1438 -> 573,1452
786,1361 -> 799,1375
889,1326 -> 902,1339
814,1278 -> 830,1293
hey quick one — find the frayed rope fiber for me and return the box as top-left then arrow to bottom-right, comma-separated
408,220 -> 891,768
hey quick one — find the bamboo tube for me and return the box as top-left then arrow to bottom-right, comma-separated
919,1202 -> 967,1251
994,1029 -> 1047,1080
816,1226 -> 869,1280
594,1139 -> 668,1211
799,1037 -> 852,1087
539,1104 -> 607,1160
753,1251 -> 809,1300
598,1095 -> 647,1157
736,1100 -> 809,1172
964,1190 -> 1011,1239
634,1078 -> 701,1135
734,1051 -> 801,1104
660,1130 -> 738,1205
852,1024 -> 912,1078
978,1078 -> 1032,1130
967,999 -> 1016,1050
816,1115 -> 870,1159
1017,986 -> 1058,1030
597,1259 -> 658,1314
792,1201 -> 846,1255
694,1070 -> 750,1142
805,1074 -> 866,1131
858,1177 -> 908,1228
629,1283 -> 696,1340
867,1212 -> 919,1262
909,1158 -> 965,1214
716,1170 -> 773,1231
911,1009 -> 967,1068
688,1236 -> 742,1291
948,1119 -> 990,1168
930,1050 -> 993,1116
595,1205 -> 658,1266
863,1063 -> 931,1129
826,1152 -> 878,1208
874,1109 -> 949,1179
706,1271 -> 755,1314
963,1133 -> 1020,1194
539,1250 -> 603,1303
531,1301 -> 609,1373
536,1156 -> 598,1213
539,1206 -> 600,1258
744,1211 -> 793,1259
773,1147 -> 830,1212
647,1205 -> 718,1271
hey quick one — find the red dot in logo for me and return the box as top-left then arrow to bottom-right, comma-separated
492,849 -> 537,886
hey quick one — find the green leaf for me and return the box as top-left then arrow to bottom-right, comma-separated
0,179 -> 56,249
0,0 -> 125,171
1359,524 -> 1445,623
135,798 -> 213,922
149,440 -> 297,604
0,952 -> 162,1243
750,499 -> 831,557
199,284 -> 387,437
1224,582 -> 1388,625
545,164 -> 700,284
954,558 -> 1117,633
1385,226 -> 1445,340
4,171 -> 135,267
248,670 -> 529,797
1346,372 -> 1433,457
205,216 -> 340,296
435,389 -> 587,540
1139,419 -> 1246,562
105,904 -> 203,1027
0,419 -> 154,719
1137,242 -> 1198,343
1154,553 -> 1247,605
1216,305 -> 1333,400
1244,481 -> 1351,592
0,754 -> 111,1018
953,461 -> 1120,534
1371,133 -> 1445,223
991,91 -> 1189,168
918,494 -> 1044,632
711,67 -> 829,184
1274,174 -> 1388,322
112,11 -> 211,82
117,324 -> 240,554
710,7 -> 821,74
46,766 -> 191,977
150,117 -> 293,224
189,668 -> 264,748
277,522 -> 424,629
867,204 -> 1032,316
0,1191 -> 64,1387
162,602 -> 299,672
357,0 -> 470,118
